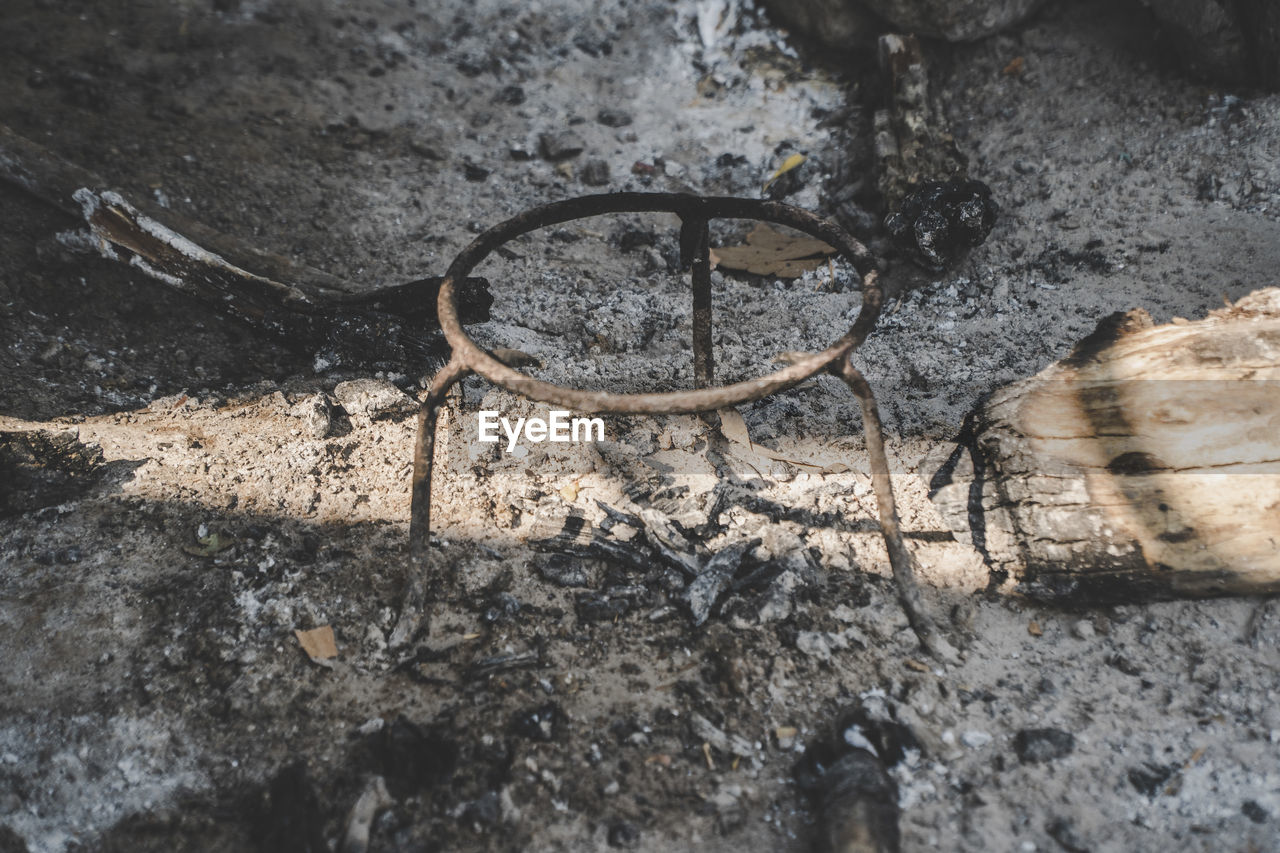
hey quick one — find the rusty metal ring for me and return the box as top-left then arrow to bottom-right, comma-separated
433,192 -> 884,415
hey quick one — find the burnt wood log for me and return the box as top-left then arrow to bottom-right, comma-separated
925,288 -> 1280,602
0,123 -> 492,372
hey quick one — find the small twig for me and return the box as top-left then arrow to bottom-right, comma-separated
834,356 -> 959,664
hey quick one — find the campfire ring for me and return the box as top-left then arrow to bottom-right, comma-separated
394,192 -> 948,659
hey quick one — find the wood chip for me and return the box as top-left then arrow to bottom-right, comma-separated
1027,620 -> 1043,637
712,223 -> 836,279
295,626 -> 338,661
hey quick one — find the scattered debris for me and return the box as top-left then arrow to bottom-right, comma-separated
332,378 -> 416,422
689,712 -> 755,758
0,429 -> 109,517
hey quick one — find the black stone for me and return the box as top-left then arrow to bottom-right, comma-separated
596,108 -> 633,128
511,702 -> 563,742
1046,817 -> 1089,853
1013,728 -> 1075,764
1242,799 -> 1269,823
607,820 -> 641,848
581,159 -> 611,187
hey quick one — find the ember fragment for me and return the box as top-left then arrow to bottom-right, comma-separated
885,178 -> 999,271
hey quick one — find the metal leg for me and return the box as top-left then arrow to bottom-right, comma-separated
390,359 -> 470,649
834,356 -> 959,663
689,218 -> 714,389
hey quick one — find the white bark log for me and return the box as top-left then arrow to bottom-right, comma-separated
924,288 -> 1280,601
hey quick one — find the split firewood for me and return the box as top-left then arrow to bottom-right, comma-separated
0,122 -> 492,372
925,288 -> 1280,602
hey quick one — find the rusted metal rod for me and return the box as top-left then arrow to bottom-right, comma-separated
389,358 -> 472,648
390,192 -> 954,661
686,215 -> 715,388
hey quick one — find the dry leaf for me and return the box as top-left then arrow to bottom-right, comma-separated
713,222 -> 836,278
763,152 -> 807,191
295,626 -> 338,661
717,407 -> 752,448
1028,620 -> 1043,637
182,531 -> 233,558
1003,56 -> 1025,76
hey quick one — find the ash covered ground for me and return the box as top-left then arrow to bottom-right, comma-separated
0,0 -> 1279,851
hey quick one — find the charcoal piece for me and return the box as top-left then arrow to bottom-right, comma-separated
885,179 -> 998,271
806,750 -> 901,853
1242,799 -> 1269,823
511,703 -> 562,742
1012,727 -> 1075,764
0,825 -> 29,853
581,159 -> 611,187
531,511 -> 651,574
537,554 -> 592,588
373,716 -> 459,798
468,649 -> 542,678
1127,761 -> 1178,796
1046,817 -> 1089,853
596,108 -> 633,128
575,592 -> 632,623
0,430 -> 108,517
462,791 -> 501,827
683,539 -> 759,626
483,591 -> 522,624
539,131 -> 585,161
607,820 -> 640,848
253,763 -> 328,853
